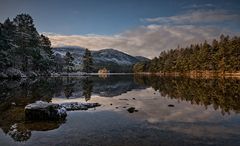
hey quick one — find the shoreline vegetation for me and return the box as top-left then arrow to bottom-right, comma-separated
133,35 -> 240,77
134,71 -> 240,79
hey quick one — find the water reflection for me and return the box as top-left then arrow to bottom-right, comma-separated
51,75 -> 146,99
0,78 -> 67,142
134,75 -> 240,114
6,120 -> 65,142
83,78 -> 93,101
0,75 -> 146,142
0,75 -> 239,144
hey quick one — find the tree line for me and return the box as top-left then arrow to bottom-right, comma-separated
133,35 -> 240,73
0,14 -> 54,76
0,14 -> 94,78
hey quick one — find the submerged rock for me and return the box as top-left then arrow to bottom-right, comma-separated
25,101 -> 67,120
127,107 -> 138,113
25,101 -> 100,120
119,98 -> 128,101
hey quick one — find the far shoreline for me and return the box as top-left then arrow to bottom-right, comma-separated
134,71 -> 240,79
1,71 -> 240,80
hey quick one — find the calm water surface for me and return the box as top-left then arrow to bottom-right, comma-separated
0,75 -> 239,146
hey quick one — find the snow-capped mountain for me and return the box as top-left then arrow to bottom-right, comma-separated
92,49 -> 140,65
53,46 -> 149,72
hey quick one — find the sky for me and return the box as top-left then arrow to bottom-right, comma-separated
0,0 -> 240,58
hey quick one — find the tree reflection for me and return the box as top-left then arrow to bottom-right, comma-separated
64,85 -> 74,98
0,75 -> 145,142
134,75 -> 240,115
83,77 -> 93,101
98,74 -> 108,79
0,78 -> 64,142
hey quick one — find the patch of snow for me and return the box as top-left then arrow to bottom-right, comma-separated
60,102 -> 101,111
57,107 -> 67,116
53,51 -> 66,57
6,67 -> 27,78
25,100 -> 53,110
0,72 -> 8,78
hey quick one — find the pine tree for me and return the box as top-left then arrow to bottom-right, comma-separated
0,13 -> 55,78
64,52 -> 74,73
54,54 -> 65,72
133,35 -> 240,73
40,34 -> 52,55
0,18 -> 16,69
82,48 -> 93,73
13,14 -> 39,71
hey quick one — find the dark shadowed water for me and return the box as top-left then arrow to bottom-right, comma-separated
0,75 -> 240,146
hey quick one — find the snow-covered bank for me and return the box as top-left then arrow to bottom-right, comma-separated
0,67 -> 51,79
0,68 -> 27,79
0,69 -> 135,79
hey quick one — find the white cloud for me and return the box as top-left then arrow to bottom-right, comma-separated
144,10 -> 240,25
45,10 -> 240,58
182,3 -> 215,9
46,25 -> 237,58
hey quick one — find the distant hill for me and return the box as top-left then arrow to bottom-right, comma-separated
134,56 -> 150,62
53,47 -> 149,73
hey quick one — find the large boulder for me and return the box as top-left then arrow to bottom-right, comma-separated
25,101 -> 67,120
